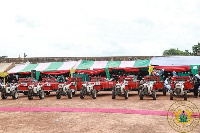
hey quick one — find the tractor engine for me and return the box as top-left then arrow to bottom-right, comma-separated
58,84 -> 64,92
5,85 -> 11,93
174,82 -> 184,95
86,83 -> 94,93
29,84 -> 42,94
142,82 -> 154,94
1,83 -> 19,100
63,83 -> 72,93
143,83 -> 151,93
115,83 -> 122,93
5,84 -> 19,93
142,83 -> 148,92
148,82 -> 155,93
115,81 -> 127,94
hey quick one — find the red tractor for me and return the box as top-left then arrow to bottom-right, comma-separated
80,77 -> 115,99
91,77 -> 115,91
41,78 -> 60,95
18,78 -> 37,95
80,81 -> 96,99
112,77 -> 140,99
1,83 -> 20,100
170,76 -> 194,100
56,77 -> 82,99
68,77 -> 82,95
139,76 -> 165,100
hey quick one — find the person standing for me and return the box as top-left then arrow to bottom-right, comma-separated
194,71 -> 200,98
164,77 -> 171,92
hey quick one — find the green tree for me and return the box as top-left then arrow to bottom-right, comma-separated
192,42 -> 200,55
163,48 -> 191,56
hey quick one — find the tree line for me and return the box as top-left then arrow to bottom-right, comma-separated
163,42 -> 200,56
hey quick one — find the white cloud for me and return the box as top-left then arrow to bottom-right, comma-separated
0,0 -> 200,58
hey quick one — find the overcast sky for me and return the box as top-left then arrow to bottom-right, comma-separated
0,0 -> 200,58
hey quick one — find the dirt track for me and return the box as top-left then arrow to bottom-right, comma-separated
0,91 -> 200,133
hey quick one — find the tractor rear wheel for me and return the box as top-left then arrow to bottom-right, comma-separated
163,87 -> 166,96
80,89 -> 84,99
12,90 -> 18,99
68,90 -> 72,99
72,91 -> 75,96
39,90 -> 44,99
1,92 -> 7,99
124,90 -> 128,99
184,91 -> 187,101
139,90 -> 144,100
112,90 -> 116,99
56,91 -> 61,99
152,91 -> 156,100
92,89 -> 97,99
28,90 -> 33,100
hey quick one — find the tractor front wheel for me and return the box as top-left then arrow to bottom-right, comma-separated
112,90 -> 116,99
152,91 -> 156,100
28,90 -> 33,100
12,90 -> 18,99
124,90 -> 128,99
92,89 -> 97,99
80,89 -> 84,99
39,90 -> 44,99
139,90 -> 144,100
68,90 -> 72,99
56,91 -> 61,99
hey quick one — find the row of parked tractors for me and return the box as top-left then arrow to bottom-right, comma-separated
0,76 -> 197,101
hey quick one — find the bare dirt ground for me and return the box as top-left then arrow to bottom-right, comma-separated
0,91 -> 200,133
